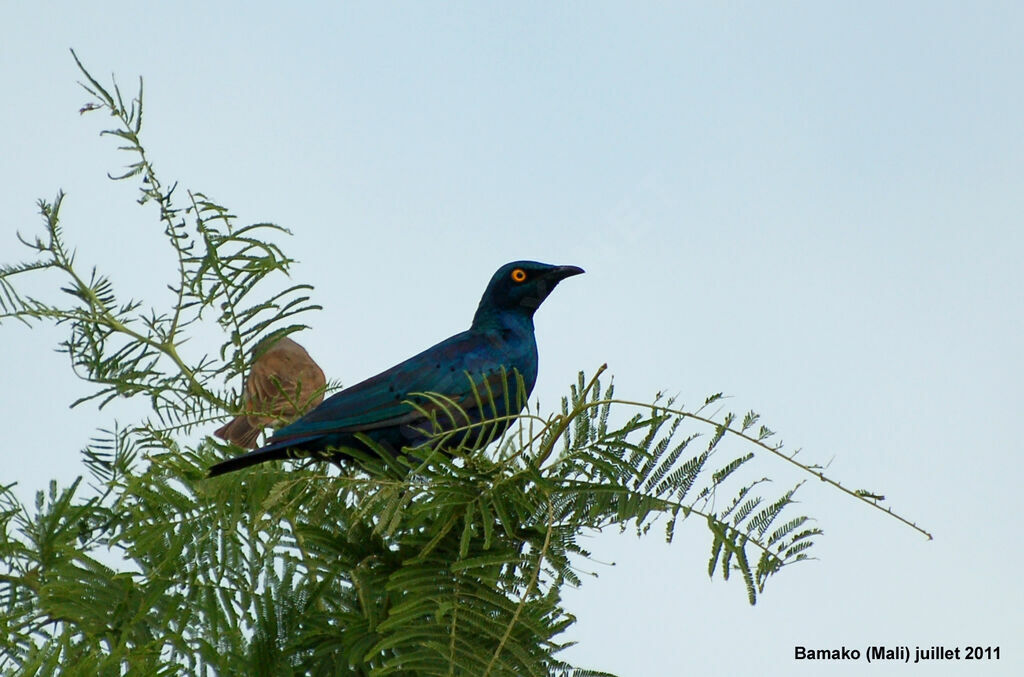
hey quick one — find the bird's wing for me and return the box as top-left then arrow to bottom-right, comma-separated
268,330 -> 520,441
245,349 -> 296,405
245,347 -> 326,413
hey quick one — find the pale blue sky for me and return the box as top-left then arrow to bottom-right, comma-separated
2,3 -> 1022,675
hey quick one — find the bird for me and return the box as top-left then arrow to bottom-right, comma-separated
213,336 -> 327,449
207,260 -> 583,477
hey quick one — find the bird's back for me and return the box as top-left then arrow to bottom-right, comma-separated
264,324 -> 538,456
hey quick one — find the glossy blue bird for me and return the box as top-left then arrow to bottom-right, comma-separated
207,261 -> 584,477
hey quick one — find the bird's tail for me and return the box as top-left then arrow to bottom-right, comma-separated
207,435 -> 323,478
207,446 -> 289,477
213,416 -> 263,449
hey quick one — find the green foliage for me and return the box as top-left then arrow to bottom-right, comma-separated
0,56 -> 930,676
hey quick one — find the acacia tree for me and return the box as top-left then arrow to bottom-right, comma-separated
0,56 -> 930,676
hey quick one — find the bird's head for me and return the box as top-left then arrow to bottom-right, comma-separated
472,260 -> 584,327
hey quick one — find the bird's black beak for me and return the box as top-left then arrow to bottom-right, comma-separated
547,265 -> 585,281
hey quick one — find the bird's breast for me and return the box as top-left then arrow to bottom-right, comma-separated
479,324 -> 538,391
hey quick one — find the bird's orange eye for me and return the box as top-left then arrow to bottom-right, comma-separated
510,268 -> 527,283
